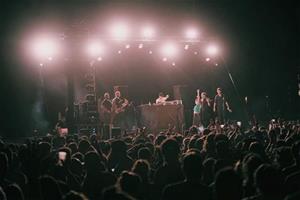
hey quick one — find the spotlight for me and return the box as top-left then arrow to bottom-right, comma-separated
86,41 -> 104,58
125,44 -> 130,49
48,57 -> 53,61
118,50 -> 122,54
172,62 -> 176,66
138,43 -> 143,49
206,45 -> 219,56
205,57 -> 210,62
32,36 -> 59,59
184,45 -> 189,50
97,57 -> 102,61
142,26 -> 155,39
149,50 -> 153,54
161,42 -> 177,58
110,23 -> 129,40
39,63 -> 44,67
163,57 -> 168,62
215,63 -> 218,66
185,28 -> 198,39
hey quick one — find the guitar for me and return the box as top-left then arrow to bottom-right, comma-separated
193,89 -> 201,113
115,101 -> 129,114
110,99 -> 129,124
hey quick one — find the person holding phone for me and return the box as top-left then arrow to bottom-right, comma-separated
213,87 -> 232,124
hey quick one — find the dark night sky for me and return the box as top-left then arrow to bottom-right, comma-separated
0,0 -> 299,137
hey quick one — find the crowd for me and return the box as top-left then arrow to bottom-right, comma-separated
0,119 -> 300,200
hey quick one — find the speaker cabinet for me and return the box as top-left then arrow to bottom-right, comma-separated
111,127 -> 122,139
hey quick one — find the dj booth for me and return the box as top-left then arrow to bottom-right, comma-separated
137,103 -> 185,133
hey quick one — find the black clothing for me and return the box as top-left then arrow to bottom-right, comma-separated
100,98 -> 112,124
162,180 -> 211,200
214,94 -> 227,123
112,97 -> 128,129
199,99 -> 211,127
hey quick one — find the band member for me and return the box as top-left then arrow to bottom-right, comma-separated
193,89 -> 201,126
99,92 -> 112,124
199,92 -> 211,127
213,87 -> 232,123
155,92 -> 169,104
111,90 -> 129,129
193,90 -> 211,126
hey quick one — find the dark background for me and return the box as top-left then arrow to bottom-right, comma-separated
1,0 -> 299,137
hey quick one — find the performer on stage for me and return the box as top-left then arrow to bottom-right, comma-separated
193,90 -> 211,126
193,89 -> 201,126
155,92 -> 169,104
199,92 -> 211,127
111,90 -> 129,129
99,92 -> 112,124
213,87 -> 232,123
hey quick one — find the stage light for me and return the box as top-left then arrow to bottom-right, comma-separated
215,63 -> 218,66
86,41 -> 104,58
97,57 -> 102,61
172,62 -> 176,66
205,57 -> 210,62
185,28 -> 198,39
138,43 -> 143,49
39,63 -> 44,67
161,42 -> 178,58
32,36 -> 59,60
142,26 -> 155,39
48,57 -> 53,61
118,50 -> 122,54
206,45 -> 219,56
149,50 -> 153,54
163,57 -> 168,62
110,23 -> 129,40
184,45 -> 189,50
125,44 -> 130,49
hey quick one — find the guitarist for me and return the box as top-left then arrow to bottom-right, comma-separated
111,90 -> 129,128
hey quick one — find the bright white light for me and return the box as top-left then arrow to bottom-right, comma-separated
149,50 -> 153,54
39,63 -> 44,67
184,45 -> 189,50
97,57 -> 102,61
118,50 -> 122,54
48,57 -> 52,61
215,63 -> 218,66
86,41 -> 104,57
172,62 -> 176,66
142,26 -> 155,39
161,42 -> 178,58
206,57 -> 210,62
185,28 -> 198,39
163,57 -> 168,62
110,23 -> 129,40
138,43 -> 143,49
206,45 -> 219,56
125,44 -> 130,49
32,37 -> 59,59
